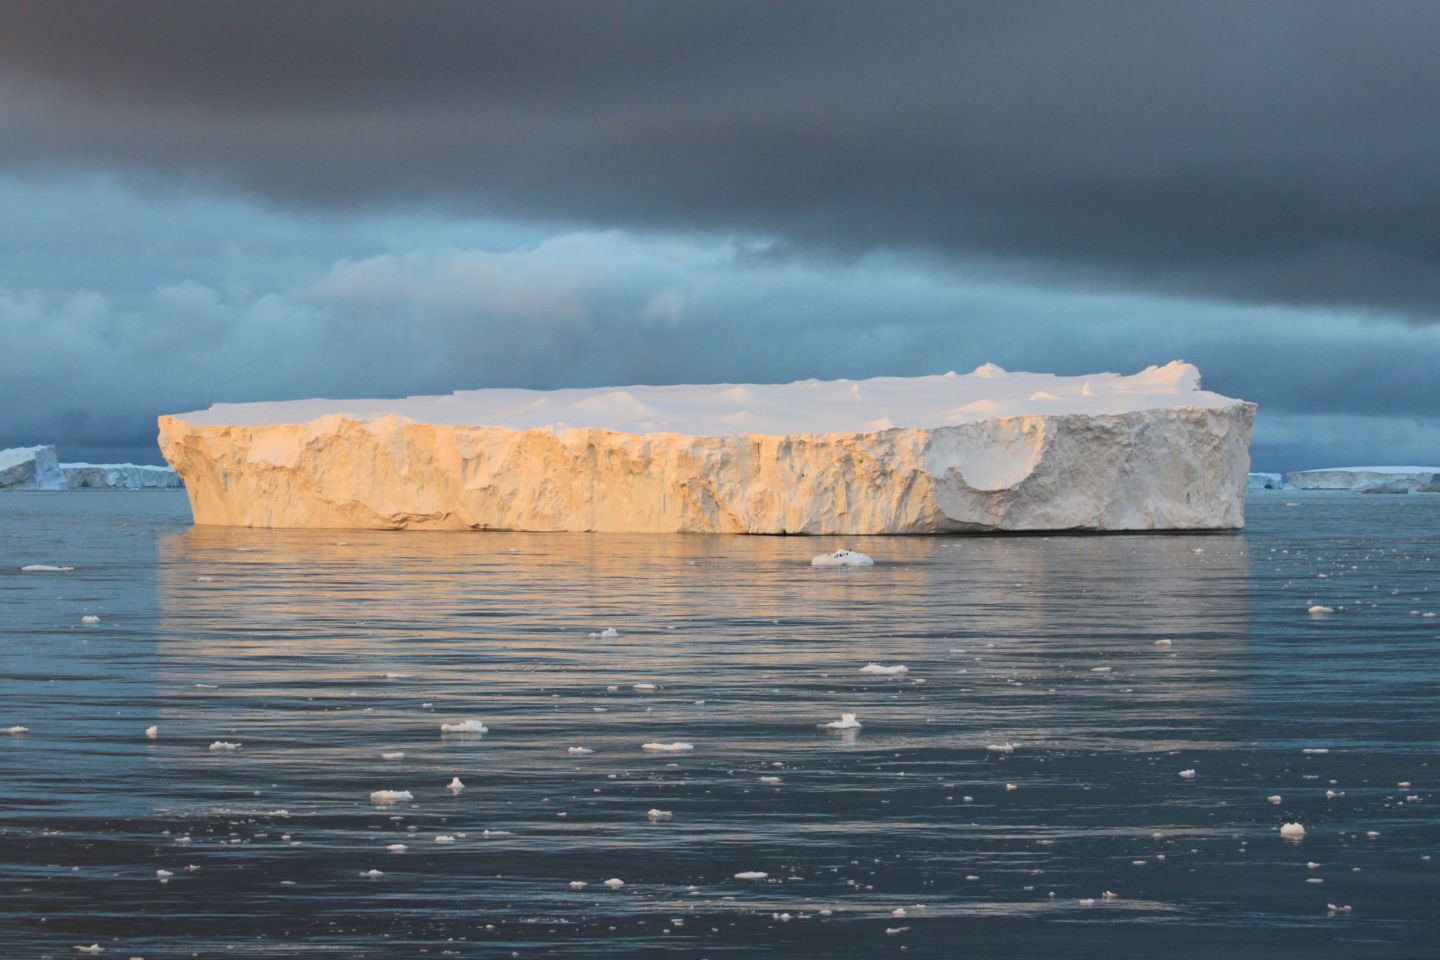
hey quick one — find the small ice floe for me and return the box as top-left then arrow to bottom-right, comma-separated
208,741 -> 241,752
886,926 -> 910,935
73,946 -> 103,955
380,751 -> 405,761
859,663 -> 908,676
434,835 -> 456,844
821,713 -> 862,730
1090,667 -> 1112,673
1280,822 -> 1307,839
156,868 -> 174,879
81,615 -> 100,624
1307,861 -> 1320,869
1154,638 -> 1173,647
759,776 -> 782,784
145,725 -> 158,739
1302,748 -> 1330,754
369,790 -> 414,804
1179,769 -> 1196,778
20,564 -> 74,572
383,673 -> 411,680
589,627 -> 620,639
647,808 -> 673,821
987,743 -> 1015,753
567,746 -> 595,755
447,777 -> 465,792
811,549 -> 874,567
632,683 -> 658,692
359,869 -> 385,878
642,742 -> 693,752
1308,605 -> 1335,615
603,877 -> 625,889
734,871 -> 768,880
568,880 -> 587,890
891,907 -> 908,918
1327,903 -> 1354,915
386,843 -> 407,853
439,720 -> 488,734
1267,795 -> 1283,804
1005,783 -> 1017,791
5,725 -> 28,735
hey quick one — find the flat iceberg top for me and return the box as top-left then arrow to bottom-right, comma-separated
1296,466 -> 1440,473
0,445 -> 52,469
169,361 -> 1244,437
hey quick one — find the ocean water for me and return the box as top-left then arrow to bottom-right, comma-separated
1,489 -> 1436,959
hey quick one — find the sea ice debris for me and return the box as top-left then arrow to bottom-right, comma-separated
447,777 -> 465,791
20,564 -> 74,572
439,720 -> 488,734
642,742 -> 694,752
81,615 -> 100,624
811,549 -> 875,567
821,713 -> 862,729
734,871 -> 768,880
369,790 -> 414,804
860,663 -> 908,676
1281,822 -> 1307,839
208,741 -> 241,751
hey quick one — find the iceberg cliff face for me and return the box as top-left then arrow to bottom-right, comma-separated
61,463 -> 183,489
158,362 -> 1255,534
0,445 -> 66,490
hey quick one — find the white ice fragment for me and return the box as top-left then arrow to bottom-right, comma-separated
447,777 -> 465,792
145,725 -> 158,739
156,869 -> 174,878
380,751 -> 405,760
859,663 -> 908,676
642,742 -> 694,752
1280,822 -> 1307,839
1179,769 -> 1196,778
369,790 -> 414,804
21,564 -> 74,572
734,871 -> 768,880
73,946 -> 103,955
1005,783 -> 1017,791
5,726 -> 28,735
821,713 -> 862,729
386,843 -> 407,852
434,835 -> 456,844
567,746 -> 595,755
1308,605 -> 1335,615
1091,666 -> 1112,673
603,877 -> 625,889
439,719 -> 488,734
81,615 -> 100,624
1154,638 -> 1173,647
632,683 -> 658,692
647,809 -> 673,821
598,627 -> 620,639
1302,748 -> 1330,754
569,880 -> 587,890
1267,795 -> 1282,804
891,907 -> 908,917
208,741 -> 241,752
359,869 -> 384,878
987,743 -> 1015,753
811,549 -> 874,567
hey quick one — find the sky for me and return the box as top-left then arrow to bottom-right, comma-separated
1,1 -> 1436,471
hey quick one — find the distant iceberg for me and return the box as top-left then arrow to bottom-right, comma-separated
0,445 -> 65,490
1246,472 -> 1286,490
1286,466 -> 1440,493
61,462 -> 182,489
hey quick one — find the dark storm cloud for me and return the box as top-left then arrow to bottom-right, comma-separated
5,1 -> 1440,316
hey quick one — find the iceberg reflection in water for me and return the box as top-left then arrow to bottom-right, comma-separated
0,490 -> 1437,958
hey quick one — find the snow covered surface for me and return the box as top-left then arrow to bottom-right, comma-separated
0,445 -> 65,490
159,361 -> 1255,534
1286,466 -> 1440,492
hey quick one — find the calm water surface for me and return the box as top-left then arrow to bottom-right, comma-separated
1,490 -> 1437,958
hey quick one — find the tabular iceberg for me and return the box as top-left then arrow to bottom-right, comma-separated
0,445 -> 66,490
157,361 -> 1255,534
1286,466 -> 1440,493
61,462 -> 183,489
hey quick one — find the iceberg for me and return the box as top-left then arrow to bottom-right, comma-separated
1286,466 -> 1440,493
0,445 -> 65,490
157,361 -> 1255,534
61,462 -> 183,489
1246,472 -> 1285,490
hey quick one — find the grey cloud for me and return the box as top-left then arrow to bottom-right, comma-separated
5,2 -> 1440,315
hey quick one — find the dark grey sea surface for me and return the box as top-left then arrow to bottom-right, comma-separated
1,490 -> 1437,959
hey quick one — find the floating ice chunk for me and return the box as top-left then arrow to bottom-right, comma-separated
156,868 -> 174,878
1280,822 -> 1306,839
380,751 -> 405,760
821,713 -> 862,729
1307,861 -> 1320,869
632,683 -> 658,692
1308,605 -> 1335,615
642,742 -> 694,752
383,673 -> 411,680
811,549 -> 874,567
1267,795 -> 1282,804
603,877 -> 625,889
20,564 -> 74,572
734,871 -> 768,880
145,725 -> 158,739
647,809 -> 673,821
1154,638 -> 1173,646
434,835 -> 456,844
567,746 -> 595,755
987,743 -> 1015,753
369,790 -> 414,804
569,880 -> 587,890
1327,903 -> 1353,915
1179,769 -> 1196,778
386,843 -> 407,852
81,615 -> 100,624
73,946 -> 103,955
1005,783 -> 1017,791
1302,748 -> 1330,754
208,741 -> 241,752
440,719 -> 488,734
1091,666 -> 1112,673
447,777 -> 465,792
597,627 -> 620,639
759,776 -> 782,784
5,726 -> 28,735
860,663 -> 908,676
359,869 -> 384,878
